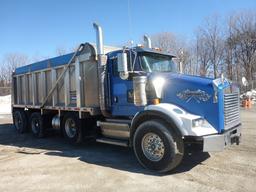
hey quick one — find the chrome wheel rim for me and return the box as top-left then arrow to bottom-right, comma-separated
65,118 -> 77,138
141,132 -> 165,161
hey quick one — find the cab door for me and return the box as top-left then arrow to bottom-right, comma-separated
108,55 -> 142,116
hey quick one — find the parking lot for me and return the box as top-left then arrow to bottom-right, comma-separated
0,109 -> 255,192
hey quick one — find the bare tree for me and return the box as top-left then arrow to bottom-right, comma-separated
151,32 -> 179,53
150,32 -> 192,73
226,11 -> 256,85
194,33 -> 211,76
0,53 -> 28,86
196,15 -> 225,78
56,46 -> 67,56
224,17 -> 236,80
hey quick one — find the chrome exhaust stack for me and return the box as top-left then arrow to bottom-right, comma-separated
93,23 -> 104,55
143,35 -> 152,48
93,23 -> 110,117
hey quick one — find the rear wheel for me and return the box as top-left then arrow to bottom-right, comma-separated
133,120 -> 184,173
62,113 -> 82,144
30,112 -> 45,138
13,110 -> 28,133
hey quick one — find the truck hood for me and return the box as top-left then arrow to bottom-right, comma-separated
149,73 -> 226,132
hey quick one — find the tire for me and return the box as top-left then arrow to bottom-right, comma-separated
62,113 -> 82,144
13,110 -> 28,133
133,120 -> 184,173
30,112 -> 45,138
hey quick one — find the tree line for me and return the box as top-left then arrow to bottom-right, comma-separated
151,11 -> 256,88
0,45 -> 75,88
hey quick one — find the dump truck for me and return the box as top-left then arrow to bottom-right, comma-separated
12,23 -> 241,172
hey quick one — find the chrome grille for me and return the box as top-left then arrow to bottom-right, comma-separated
224,92 -> 240,129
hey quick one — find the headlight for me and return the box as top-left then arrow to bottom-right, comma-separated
192,118 -> 206,128
152,77 -> 165,98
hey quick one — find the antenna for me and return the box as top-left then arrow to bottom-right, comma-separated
128,40 -> 134,47
127,0 -> 133,43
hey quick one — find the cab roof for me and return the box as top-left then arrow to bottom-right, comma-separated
14,45 -> 175,75
107,46 -> 176,58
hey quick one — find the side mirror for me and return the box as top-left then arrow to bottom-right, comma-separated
117,52 -> 129,80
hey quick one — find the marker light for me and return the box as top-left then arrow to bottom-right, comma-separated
152,98 -> 160,105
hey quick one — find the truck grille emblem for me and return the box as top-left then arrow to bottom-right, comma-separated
177,89 -> 211,103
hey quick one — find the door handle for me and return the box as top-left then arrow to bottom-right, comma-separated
114,96 -> 118,103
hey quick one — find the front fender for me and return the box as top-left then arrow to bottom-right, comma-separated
130,103 -> 188,143
130,103 -> 218,143
145,104 -> 186,134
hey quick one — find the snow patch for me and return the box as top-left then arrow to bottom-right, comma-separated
240,89 -> 256,104
0,95 -> 11,114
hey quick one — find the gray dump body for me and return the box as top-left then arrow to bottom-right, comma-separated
12,43 -> 119,115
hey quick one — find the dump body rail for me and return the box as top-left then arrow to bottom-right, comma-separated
40,43 -> 85,108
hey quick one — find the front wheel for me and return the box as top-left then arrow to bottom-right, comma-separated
133,120 -> 184,173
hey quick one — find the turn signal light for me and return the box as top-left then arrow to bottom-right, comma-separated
152,98 -> 160,105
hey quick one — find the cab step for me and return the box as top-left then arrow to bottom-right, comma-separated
96,137 -> 129,147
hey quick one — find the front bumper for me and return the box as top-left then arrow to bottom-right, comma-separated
203,124 -> 241,152
184,124 -> 241,152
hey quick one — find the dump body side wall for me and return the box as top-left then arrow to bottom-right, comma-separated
12,53 -> 100,115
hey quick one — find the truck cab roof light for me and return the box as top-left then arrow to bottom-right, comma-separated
136,44 -> 144,48
152,47 -> 162,51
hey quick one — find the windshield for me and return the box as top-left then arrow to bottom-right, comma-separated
139,52 -> 177,73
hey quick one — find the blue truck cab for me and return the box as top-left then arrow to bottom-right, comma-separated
12,23 -> 241,173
